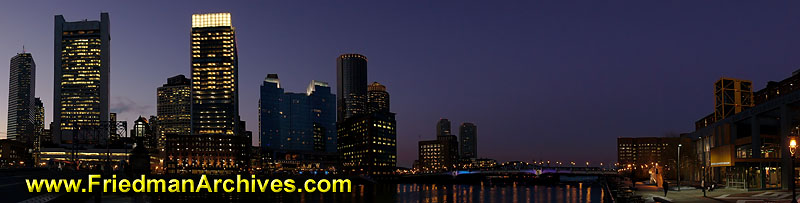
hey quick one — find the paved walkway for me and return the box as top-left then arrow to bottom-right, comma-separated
633,182 -> 800,203
633,182 -> 738,203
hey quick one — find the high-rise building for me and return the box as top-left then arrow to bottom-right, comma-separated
459,123 -> 477,159
7,52 -> 36,144
53,13 -> 111,145
259,74 -> 336,152
165,13 -> 247,175
259,74 -> 337,171
336,54 -> 368,122
367,82 -> 390,113
417,134 -> 460,173
190,13 -> 239,136
338,111 -> 397,175
33,98 -> 44,162
157,75 -> 191,150
417,118 -> 459,172
436,118 -> 451,137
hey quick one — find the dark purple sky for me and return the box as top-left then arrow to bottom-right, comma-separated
1,1 -> 799,167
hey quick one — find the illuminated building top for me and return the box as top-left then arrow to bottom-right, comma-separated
192,13 -> 231,28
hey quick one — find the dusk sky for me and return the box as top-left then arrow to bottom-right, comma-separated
1,0 -> 800,167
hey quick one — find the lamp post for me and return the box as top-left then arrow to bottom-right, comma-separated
678,143 -> 682,191
790,138 -> 797,203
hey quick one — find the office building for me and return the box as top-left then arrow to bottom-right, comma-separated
33,98 -> 44,163
437,118 -> 451,137
190,12 -> 239,136
338,111 -> 397,175
459,122 -> 477,159
7,53 -> 36,145
157,75 -> 191,151
259,74 -> 337,171
53,13 -> 111,145
367,82 -> 389,113
336,54 -> 368,122
417,119 -> 460,172
166,13 -> 247,175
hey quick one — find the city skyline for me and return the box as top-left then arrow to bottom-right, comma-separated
2,1 -> 800,168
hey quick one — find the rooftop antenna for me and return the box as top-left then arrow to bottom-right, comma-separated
22,45 -> 25,53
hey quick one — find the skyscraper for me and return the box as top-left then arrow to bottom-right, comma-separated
259,74 -> 336,153
33,98 -> 44,161
7,52 -> 35,144
190,12 -> 239,136
338,78 -> 397,175
437,132 -> 459,170
436,118 -> 451,137
53,13 -> 111,145
367,82 -> 390,113
165,13 -> 247,175
157,75 -> 191,149
459,123 -> 477,159
336,54 -> 368,122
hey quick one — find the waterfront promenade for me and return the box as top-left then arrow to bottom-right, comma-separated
633,181 -> 800,203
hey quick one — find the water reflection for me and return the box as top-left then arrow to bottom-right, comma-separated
395,183 -> 607,203
150,183 -> 607,203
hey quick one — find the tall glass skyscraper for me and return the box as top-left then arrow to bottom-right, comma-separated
190,13 -> 239,136
336,54 -> 368,122
7,52 -> 36,144
53,13 -> 110,145
459,123 -> 477,159
259,74 -> 336,153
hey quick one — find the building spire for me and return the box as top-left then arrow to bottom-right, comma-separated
22,45 -> 25,53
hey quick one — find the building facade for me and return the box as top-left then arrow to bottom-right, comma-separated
190,13 -> 240,136
686,72 -> 800,190
459,122 -> 477,160
367,82 -> 389,113
336,54 -> 368,122
53,13 -> 111,145
417,119 -> 461,173
157,75 -> 191,150
166,13 -> 248,175
437,118 -> 451,137
7,53 -> 36,145
258,74 -> 337,172
337,111 -> 397,175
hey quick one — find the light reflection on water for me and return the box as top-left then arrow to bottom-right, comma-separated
394,183 -> 608,203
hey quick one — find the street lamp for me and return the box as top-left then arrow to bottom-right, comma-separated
678,143 -> 682,191
790,138 -> 797,203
